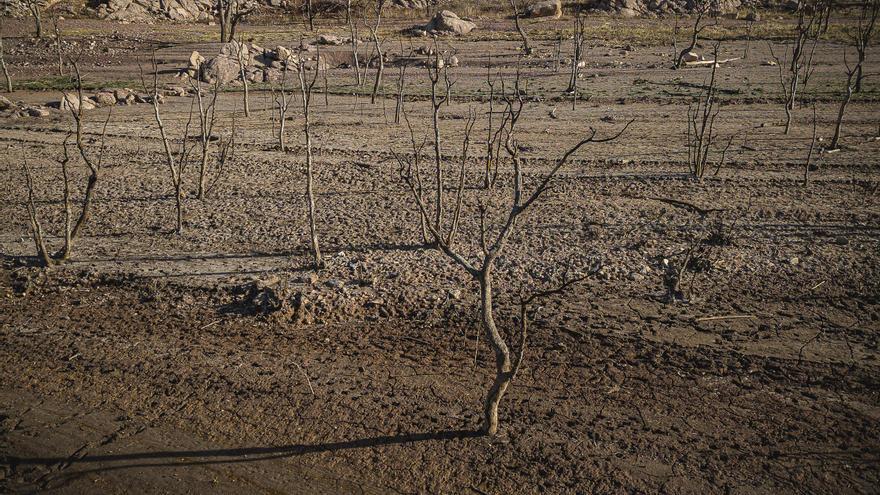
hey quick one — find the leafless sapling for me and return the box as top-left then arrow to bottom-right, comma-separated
142,54 -> 189,235
674,2 -> 716,69
53,16 -> 63,76
21,64 -> 110,265
216,0 -> 251,43
394,51 -> 407,124
804,103 -> 818,185
272,61 -> 295,151
853,0 -> 878,93
346,0 -> 362,87
186,71 -> 224,198
567,10 -> 586,109
235,36 -> 251,117
298,49 -> 325,269
365,0 -> 387,105
395,77 -> 631,435
830,1 -> 877,149
767,5 -> 823,134
686,44 -> 734,179
23,0 -> 44,39
509,0 -> 532,56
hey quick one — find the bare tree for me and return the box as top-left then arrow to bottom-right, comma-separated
567,10 -> 586,109
21,64 -> 110,265
365,0 -> 387,104
298,48 -> 324,269
394,56 -> 407,124
272,62 -> 295,151
0,31 -> 11,93
509,0 -> 532,56
236,36 -> 251,117
346,0 -> 362,87
186,71 -> 226,198
830,1 -> 877,149
142,54 -> 188,235
853,0 -> 878,93
305,0 -> 315,31
23,0 -> 45,39
395,74 -> 631,435
768,5 -> 823,134
216,0 -> 251,43
52,16 -> 63,76
804,103 -> 818,185
674,2 -> 716,69
687,44 -> 733,179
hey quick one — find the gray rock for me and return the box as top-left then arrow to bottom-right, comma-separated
93,91 -> 117,107
424,10 -> 476,36
60,92 -> 96,113
525,0 -> 562,18
0,95 -> 14,111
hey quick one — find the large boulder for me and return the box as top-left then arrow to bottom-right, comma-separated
525,0 -> 562,18
92,91 -> 118,107
203,41 -> 249,85
188,50 -> 205,78
60,92 -> 96,113
424,10 -> 476,36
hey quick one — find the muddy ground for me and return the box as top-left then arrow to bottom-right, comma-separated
1,9 -> 879,495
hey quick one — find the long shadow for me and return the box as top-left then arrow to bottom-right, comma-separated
10,429 -> 483,486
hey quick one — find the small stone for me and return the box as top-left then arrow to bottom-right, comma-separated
789,257 -> 799,265
834,236 -> 849,245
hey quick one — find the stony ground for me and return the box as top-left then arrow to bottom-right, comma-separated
1,9 -> 879,495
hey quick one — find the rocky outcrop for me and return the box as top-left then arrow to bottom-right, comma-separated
96,0 -> 215,22
599,0 -> 746,16
424,10 -> 476,36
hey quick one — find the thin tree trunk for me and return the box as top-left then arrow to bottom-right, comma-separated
831,72 -> 855,149
479,269 -> 513,436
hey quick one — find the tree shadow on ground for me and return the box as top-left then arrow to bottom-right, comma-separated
9,429 -> 484,490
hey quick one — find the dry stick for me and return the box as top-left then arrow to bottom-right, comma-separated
0,33 -> 11,93
804,102 -> 817,186
694,315 -> 755,322
298,47 -> 324,269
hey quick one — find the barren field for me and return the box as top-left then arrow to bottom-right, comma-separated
1,7 -> 880,495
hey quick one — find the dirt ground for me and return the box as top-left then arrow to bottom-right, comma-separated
1,8 -> 879,495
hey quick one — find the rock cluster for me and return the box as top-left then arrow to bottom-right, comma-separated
0,87 -> 177,119
183,40 -> 338,86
